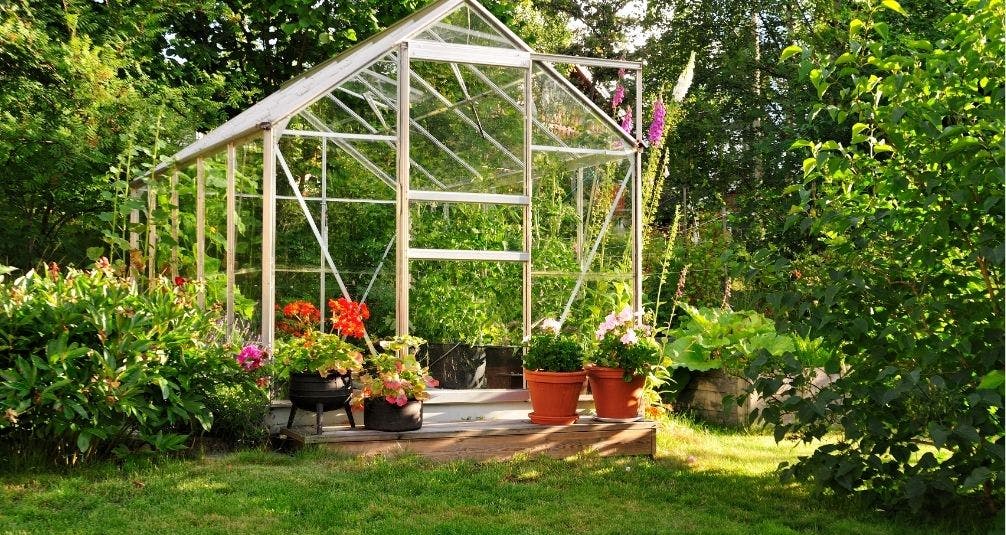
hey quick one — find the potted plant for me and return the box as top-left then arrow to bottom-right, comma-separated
272,298 -> 369,433
352,336 -> 439,432
523,319 -> 587,425
588,306 -> 662,421
273,330 -> 365,433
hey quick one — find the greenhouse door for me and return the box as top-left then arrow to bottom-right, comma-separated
396,40 -> 532,391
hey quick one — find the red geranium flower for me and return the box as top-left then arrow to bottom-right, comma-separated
328,297 -> 369,339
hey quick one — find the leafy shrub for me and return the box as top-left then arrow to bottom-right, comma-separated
524,332 -> 585,373
0,262 -> 257,462
748,0 -> 1004,512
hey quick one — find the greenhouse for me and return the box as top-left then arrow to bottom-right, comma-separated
130,0 -> 644,394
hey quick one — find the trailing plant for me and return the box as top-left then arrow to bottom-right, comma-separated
352,336 -> 439,407
523,319 -> 585,373
271,331 -> 365,381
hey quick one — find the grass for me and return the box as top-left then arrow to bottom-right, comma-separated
0,416 -> 998,535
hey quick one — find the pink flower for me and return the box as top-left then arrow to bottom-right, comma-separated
647,98 -> 666,144
612,84 -> 625,109
620,329 -> 638,346
620,108 -> 633,134
383,379 -> 402,391
616,306 -> 634,323
386,393 -> 409,407
540,318 -> 562,335
424,375 -> 440,388
236,344 -> 265,371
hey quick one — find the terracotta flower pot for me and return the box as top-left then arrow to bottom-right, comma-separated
524,368 -> 587,425
587,366 -> 645,422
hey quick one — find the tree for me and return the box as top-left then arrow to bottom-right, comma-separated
746,0 -> 1004,512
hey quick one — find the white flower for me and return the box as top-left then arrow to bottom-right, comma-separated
540,318 -> 562,334
620,329 -> 638,346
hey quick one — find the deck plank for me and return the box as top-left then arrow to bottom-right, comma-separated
281,418 -> 656,460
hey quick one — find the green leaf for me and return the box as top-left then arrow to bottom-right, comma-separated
962,467 -> 992,490
802,157 -> 817,176
851,122 -> 869,143
849,19 -> 865,35
780,44 -> 803,62
881,0 -> 908,16
927,422 -> 949,449
977,370 -> 1004,391
77,432 -> 91,453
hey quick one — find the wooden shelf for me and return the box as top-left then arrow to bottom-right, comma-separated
281,418 -> 656,461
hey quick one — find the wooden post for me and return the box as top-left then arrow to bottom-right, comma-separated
395,43 -> 411,338
262,127 -> 276,348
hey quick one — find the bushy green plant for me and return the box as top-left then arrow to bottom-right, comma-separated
0,261 -> 238,462
523,321 -> 585,373
750,0 -> 1005,512
662,304 -> 826,374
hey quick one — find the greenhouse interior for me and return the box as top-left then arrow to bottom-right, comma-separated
130,0 -> 645,394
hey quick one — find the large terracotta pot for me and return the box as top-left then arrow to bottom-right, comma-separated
524,368 -> 587,425
587,366 -> 645,422
363,398 -> 423,432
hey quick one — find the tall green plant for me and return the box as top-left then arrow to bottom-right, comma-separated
747,0 -> 1004,512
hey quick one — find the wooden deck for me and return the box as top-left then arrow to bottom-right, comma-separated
280,418 -> 656,461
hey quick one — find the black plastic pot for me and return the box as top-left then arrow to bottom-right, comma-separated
420,342 -> 486,389
287,371 -> 355,434
484,345 -> 523,389
363,398 -> 423,432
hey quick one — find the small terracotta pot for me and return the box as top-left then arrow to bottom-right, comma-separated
587,366 -> 645,421
524,369 -> 587,425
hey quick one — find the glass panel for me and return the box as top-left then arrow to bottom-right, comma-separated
203,151 -> 228,307
175,164 -> 198,278
410,202 -> 523,252
291,53 -> 399,137
414,4 -> 518,49
532,154 -> 633,275
235,139 -> 263,335
409,59 -> 526,194
532,64 -> 629,154
324,202 -> 396,340
531,153 -> 633,339
410,260 -> 523,389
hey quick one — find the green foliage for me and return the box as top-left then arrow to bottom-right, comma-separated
523,333 -> 585,373
0,263 -> 241,462
271,332 -> 365,381
201,382 -> 269,449
746,0 -> 1004,512
662,305 -> 825,373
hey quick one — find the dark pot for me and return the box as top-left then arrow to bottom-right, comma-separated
287,371 -> 355,433
363,398 -> 423,432
484,345 -> 523,389
288,371 -> 353,412
420,342 -> 486,389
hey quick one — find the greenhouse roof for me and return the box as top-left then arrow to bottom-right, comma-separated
153,0 -> 639,175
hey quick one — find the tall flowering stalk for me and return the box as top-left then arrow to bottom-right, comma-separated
619,107 -> 633,134
647,98 -> 666,144
653,206 -> 683,322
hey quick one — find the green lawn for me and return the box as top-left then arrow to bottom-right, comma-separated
0,416 -> 996,535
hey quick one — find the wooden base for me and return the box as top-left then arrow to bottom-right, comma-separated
280,418 -> 656,461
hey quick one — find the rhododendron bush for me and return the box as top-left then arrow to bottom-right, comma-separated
0,261 -> 266,461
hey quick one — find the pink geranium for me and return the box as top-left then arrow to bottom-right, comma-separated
236,344 -> 265,371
